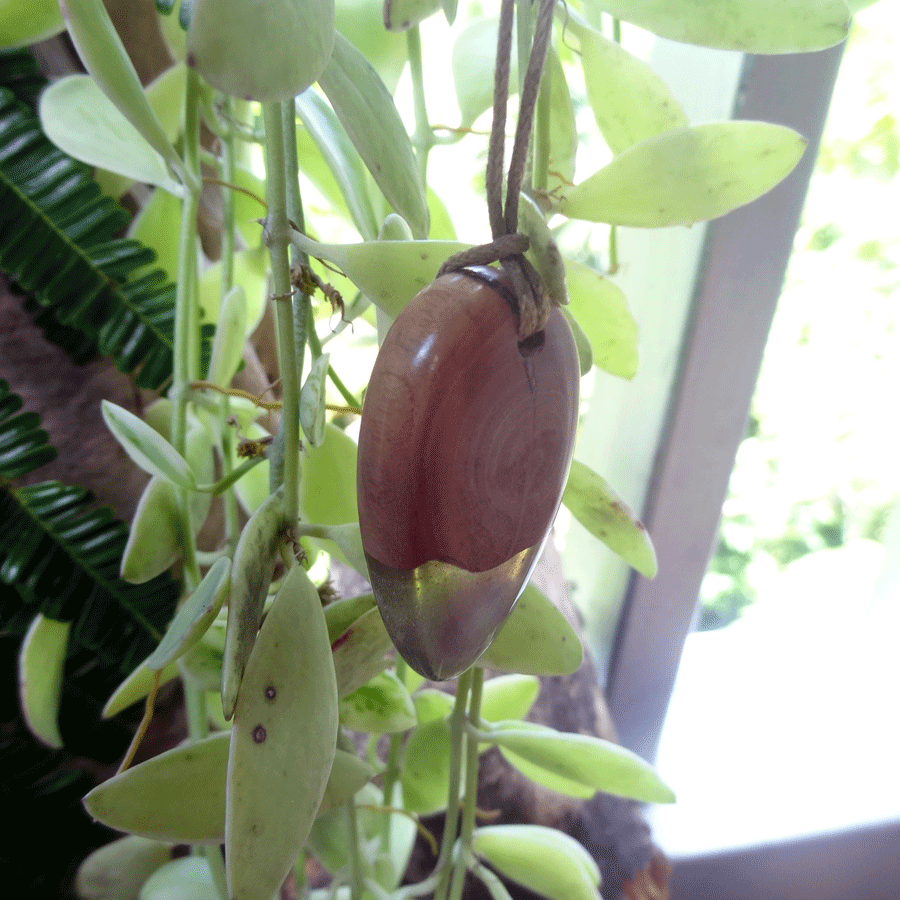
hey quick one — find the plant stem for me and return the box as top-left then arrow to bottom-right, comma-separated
406,25 -> 433,191
433,669 -> 473,900
262,102 -> 301,524
532,50 -> 551,194
345,799 -> 364,900
170,69 -> 203,590
447,668 -> 484,900
218,95 -> 240,553
281,100 -> 310,391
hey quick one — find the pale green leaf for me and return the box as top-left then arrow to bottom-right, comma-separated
103,662 -> 180,719
545,48 -> 578,196
413,687 -> 454,724
199,246 -> 268,336
557,122 -> 808,227
324,592 -> 377,643
332,606 -> 394,699
335,0 -> 408,93
139,857 -> 219,900
401,718 -> 452,814
588,0 -> 850,53
339,670 -> 416,733
472,825 -> 600,900
290,235 -> 468,319
480,674 -> 540,724
383,0 -> 442,31
300,422 -> 359,524
144,558 -> 230,671
300,353 -> 330,448
0,0 -> 64,47
453,17 -> 517,127
127,186 -> 182,284
320,522 -> 369,577
206,285 -> 249,387
18,614 -> 70,748
75,835 -> 171,900
478,583 -> 583,676
564,258 -> 638,379
226,565 -> 338,900
101,401 -> 196,488
560,307 -> 593,376
61,0 -> 183,176
187,0 -> 334,101
83,733 -> 231,842
296,90 -> 380,239
319,32 -> 429,237
39,76 -> 181,195
491,722 -> 676,803
572,13 -> 688,155
563,460 -> 657,577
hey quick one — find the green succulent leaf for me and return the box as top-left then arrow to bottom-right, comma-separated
205,285 -> 248,387
84,732 -> 230,842
139,857 -> 219,900
103,661 -> 181,719
300,422 -> 359,525
300,352 -> 330,448
562,460 -> 657,577
102,401 -> 196,489
480,674 -> 540,724
560,307 -> 593,376
318,522 -> 369,577
587,0 -> 850,53
545,48 -> 577,197
121,425 -> 214,583
472,825 -> 600,900
18,613 -> 70,748
383,0 -> 443,32
221,486 -> 289,719
318,32 -> 429,237
324,592 -> 377,643
564,259 -> 638,379
188,0 -> 334,101
571,12 -> 688,155
74,835 -> 171,900
557,121 -> 808,227
143,557 -> 230,671
226,564 -> 339,900
401,717 -> 452,814
478,583 -> 582,676
452,17 -> 518,128
290,234 -> 468,320
339,669 -> 416,733
489,722 -> 676,803
331,605 -> 394,699
413,687 -> 454,724
61,0 -> 184,180
296,90 -> 380,239
40,76 -> 180,194
0,0 -> 65,47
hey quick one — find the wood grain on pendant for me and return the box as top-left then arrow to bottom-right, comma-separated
357,267 -> 580,679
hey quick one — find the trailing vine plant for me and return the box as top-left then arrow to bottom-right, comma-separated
0,0 -> 855,898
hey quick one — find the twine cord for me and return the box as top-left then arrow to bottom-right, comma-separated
440,0 -> 557,340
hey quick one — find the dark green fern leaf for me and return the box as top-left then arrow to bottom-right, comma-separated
0,380 -> 178,672
0,378 -> 56,478
0,48 -> 45,108
0,87 -> 195,389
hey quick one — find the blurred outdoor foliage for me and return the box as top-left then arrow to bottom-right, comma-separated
700,3 -> 899,629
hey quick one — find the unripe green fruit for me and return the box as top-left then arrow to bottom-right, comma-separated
187,0 -> 335,101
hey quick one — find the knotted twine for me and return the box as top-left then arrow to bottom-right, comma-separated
437,0 -> 557,340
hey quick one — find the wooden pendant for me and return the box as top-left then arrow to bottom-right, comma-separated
357,266 -> 580,679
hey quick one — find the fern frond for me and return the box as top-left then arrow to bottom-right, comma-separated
0,48 -> 45,108
0,381 -> 178,672
0,87 -> 194,389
